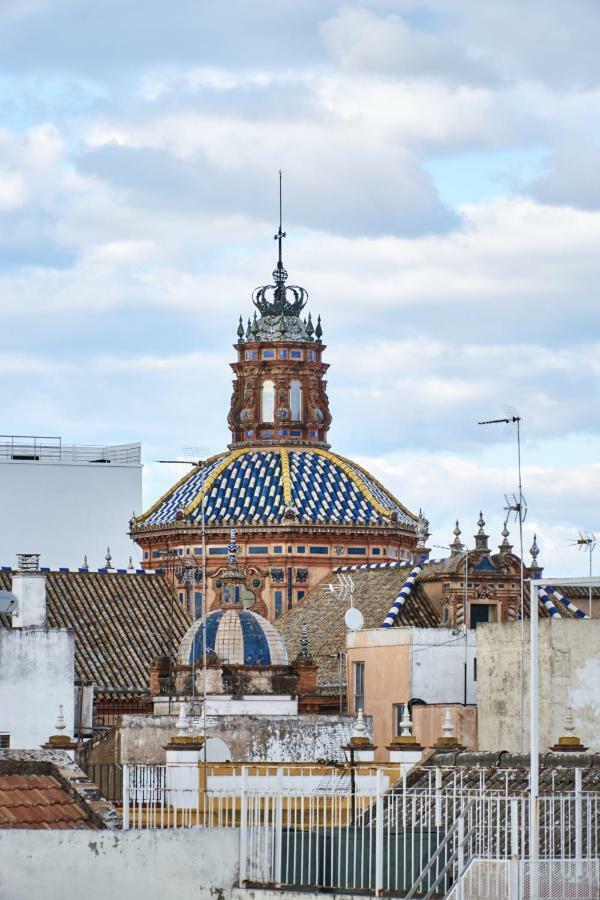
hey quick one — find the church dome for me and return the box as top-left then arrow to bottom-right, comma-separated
138,447 -> 415,528
177,608 -> 289,667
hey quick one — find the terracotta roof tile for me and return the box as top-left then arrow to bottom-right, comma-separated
0,570 -> 190,693
276,567 -> 440,690
0,771 -> 94,830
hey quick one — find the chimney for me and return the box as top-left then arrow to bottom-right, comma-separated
12,554 -> 47,628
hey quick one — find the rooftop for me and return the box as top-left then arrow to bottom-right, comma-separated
0,435 -> 141,466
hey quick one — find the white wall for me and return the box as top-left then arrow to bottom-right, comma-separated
0,629 -> 74,748
411,627 -> 477,705
0,829 -> 239,900
0,457 -> 142,569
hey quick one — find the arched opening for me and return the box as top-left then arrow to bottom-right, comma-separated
289,379 -> 302,421
261,379 -> 275,422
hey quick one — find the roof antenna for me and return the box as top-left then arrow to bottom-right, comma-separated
274,169 -> 286,274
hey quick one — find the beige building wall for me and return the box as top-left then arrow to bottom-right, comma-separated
477,619 -> 600,752
346,627 -> 477,761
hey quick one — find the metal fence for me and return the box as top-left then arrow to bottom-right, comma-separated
120,764 -> 600,897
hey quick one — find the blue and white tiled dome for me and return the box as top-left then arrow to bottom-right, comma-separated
177,608 -> 289,667
139,447 -> 415,528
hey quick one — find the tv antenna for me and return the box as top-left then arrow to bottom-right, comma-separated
569,531 -> 596,618
478,406 -> 526,752
328,572 -> 364,630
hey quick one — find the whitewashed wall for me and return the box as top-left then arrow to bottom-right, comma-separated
0,456 -> 142,569
0,629 -> 74,748
0,829 -> 239,900
411,627 -> 477,705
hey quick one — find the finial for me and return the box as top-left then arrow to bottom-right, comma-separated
246,317 -> 252,340
175,702 -> 190,736
105,547 -> 113,570
564,707 -> 575,735
55,705 -> 66,733
400,704 -> 413,737
477,511 -> 485,533
474,512 -> 490,552
237,316 -> 245,341
450,520 -> 463,556
416,509 -> 430,546
315,315 -> 323,343
81,554 -> 89,570
299,622 -> 310,658
442,708 -> 454,739
251,311 -> 258,336
499,520 -> 513,553
352,708 -> 368,741
306,312 -> 314,341
128,555 -> 135,571
273,169 -> 286,273
227,528 -> 239,567
530,533 -> 539,562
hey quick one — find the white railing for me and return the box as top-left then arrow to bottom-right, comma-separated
121,764 -> 600,896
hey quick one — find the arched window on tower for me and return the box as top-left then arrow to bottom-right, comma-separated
289,379 -> 302,421
261,380 -> 275,422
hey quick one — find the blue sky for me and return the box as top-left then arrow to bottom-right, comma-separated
1,0 -> 599,572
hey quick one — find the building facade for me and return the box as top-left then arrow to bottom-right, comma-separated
131,226 -> 420,620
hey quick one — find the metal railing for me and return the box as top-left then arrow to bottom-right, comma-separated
82,763 -> 124,804
0,435 -> 140,465
120,764 -> 600,896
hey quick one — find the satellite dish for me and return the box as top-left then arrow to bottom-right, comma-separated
0,590 -> 17,615
344,607 -> 364,631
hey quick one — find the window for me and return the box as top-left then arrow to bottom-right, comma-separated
474,658 -> 477,681
262,349 -> 275,359
245,350 -> 257,360
194,547 -> 203,555
178,591 -> 184,604
274,590 -> 283,618
194,591 -> 203,619
310,546 -> 328,554
291,350 -> 302,359
347,547 -> 366,555
277,429 -> 287,437
290,380 -> 302,420
297,590 -> 305,602
246,430 -> 254,438
273,546 -> 283,554
354,662 -> 365,713
209,547 -> 228,556
308,350 -> 316,361
143,551 -> 148,559
151,550 -> 162,559
296,546 -> 306,554
394,704 -> 405,737
372,548 -> 381,556
310,430 -> 318,438
249,546 -> 268,555
279,349 -> 288,360
291,430 -> 302,437
261,379 -> 275,422
0,734 -> 9,749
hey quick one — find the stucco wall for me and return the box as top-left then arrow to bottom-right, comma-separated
477,619 -> 600,752
346,627 -> 476,758
0,828 -> 239,900
0,628 -> 74,749
94,713 -> 362,765
0,456 -> 142,569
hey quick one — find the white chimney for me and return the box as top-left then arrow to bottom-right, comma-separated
12,554 -> 47,628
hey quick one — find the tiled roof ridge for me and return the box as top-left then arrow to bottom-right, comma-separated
1,566 -> 163,575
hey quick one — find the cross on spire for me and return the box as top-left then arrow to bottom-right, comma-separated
273,169 -> 287,275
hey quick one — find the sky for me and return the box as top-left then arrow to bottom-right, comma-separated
1,0 -> 599,574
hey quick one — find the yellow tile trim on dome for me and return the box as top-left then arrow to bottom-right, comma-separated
307,448 -> 418,523
279,448 -> 292,506
136,451 -> 229,524
183,448 -> 250,517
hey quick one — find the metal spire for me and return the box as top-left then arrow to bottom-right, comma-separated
274,169 -> 286,273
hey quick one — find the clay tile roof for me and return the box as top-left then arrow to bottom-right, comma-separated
0,771 -> 93,829
275,567 -> 440,690
0,570 -> 190,693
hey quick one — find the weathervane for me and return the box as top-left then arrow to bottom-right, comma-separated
252,170 -> 308,318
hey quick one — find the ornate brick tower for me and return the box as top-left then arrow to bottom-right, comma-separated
131,185 -> 420,621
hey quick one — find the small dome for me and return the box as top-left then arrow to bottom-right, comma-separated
177,608 -> 289,667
